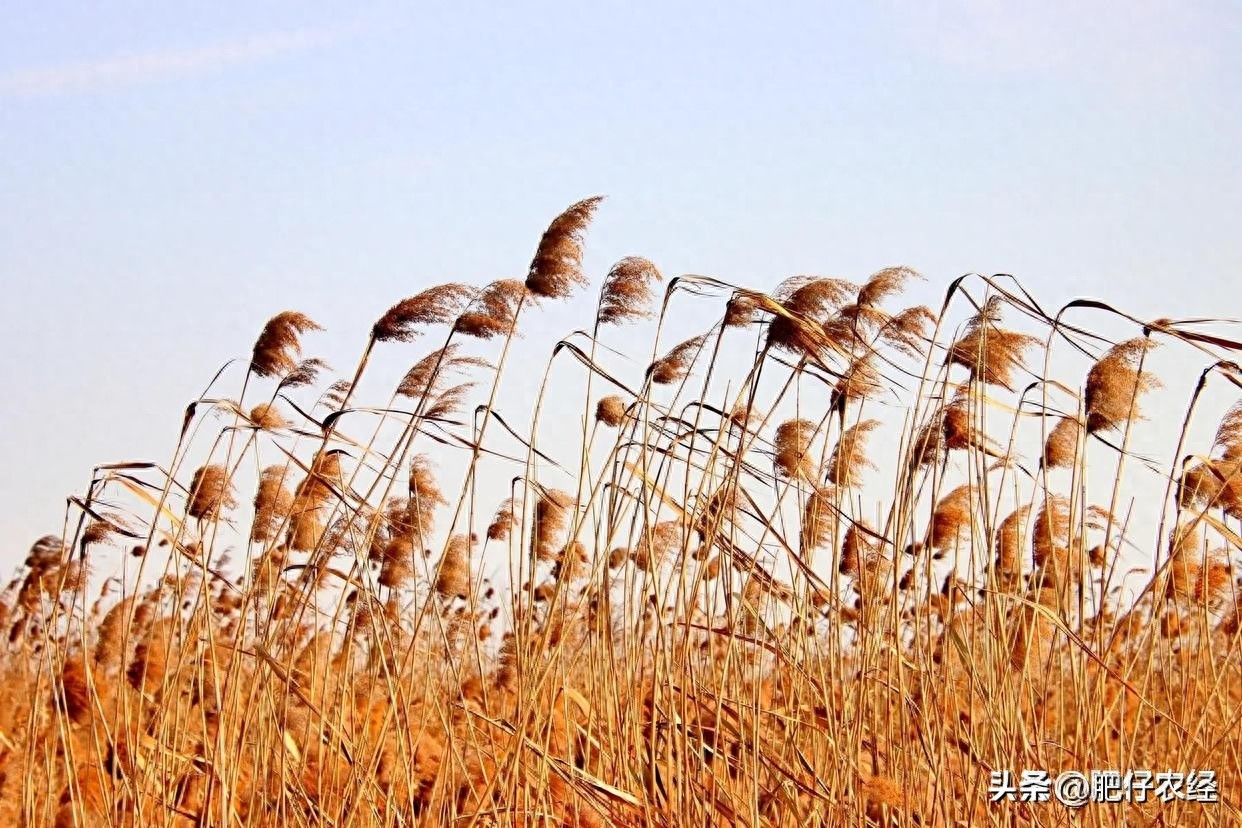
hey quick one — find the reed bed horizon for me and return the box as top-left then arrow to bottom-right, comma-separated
3,197 -> 1242,826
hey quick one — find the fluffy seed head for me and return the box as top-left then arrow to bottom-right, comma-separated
435,534 -> 473,600
774,418 -> 817,480
766,276 -> 858,353
252,465 -> 294,543
378,535 -> 414,589
598,256 -> 662,325
1085,337 -> 1161,433
595,395 -> 627,427
724,293 -> 758,327
840,520 -> 877,576
858,266 -> 919,308
633,521 -> 682,571
372,284 -> 475,343
862,775 -> 905,809
994,505 -> 1032,580
801,486 -> 837,552
1165,523 -> 1202,602
1180,458 -> 1242,518
1213,400 -> 1242,460
408,455 -> 447,547
487,498 -> 517,541
824,419 -> 880,488
455,279 -> 529,339
834,356 -> 884,404
1042,416 -> 1082,469
26,535 -> 64,570
278,357 -> 330,390
878,305 -> 936,357
396,345 -> 490,401
251,311 -> 321,378
649,335 -> 706,385
1196,554 -> 1232,605
187,464 -> 237,520
58,657 -> 92,724
928,484 -> 972,551
534,489 -> 574,560
249,403 -> 288,430
774,276 -> 858,319
525,196 -> 604,299
1032,494 -> 1071,574
946,297 -> 1040,389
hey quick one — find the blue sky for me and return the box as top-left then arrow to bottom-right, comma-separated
1,1 -> 1240,561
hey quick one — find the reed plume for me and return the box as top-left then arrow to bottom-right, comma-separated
287,451 -> 344,552
800,485 -> 837,552
878,304 -> 935,357
277,356 -> 330,390
25,535 -> 63,570
187,464 -> 237,520
454,279 -> 528,339
857,265 -> 918,307
248,402 -> 287,430
534,488 -> 574,561
1042,415 -> 1081,469
926,484 -> 973,554
598,256 -> 662,325
1084,337 -> 1161,433
57,657 -> 92,725
250,311 -> 321,378
372,284 -> 476,343
824,419 -> 880,487
435,534 -> 473,600
487,498 -> 517,541
252,465 -> 294,542
1165,523 -> 1202,602
774,276 -> 857,317
425,381 -> 476,420
1180,458 -> 1242,517
93,594 -> 137,668
774,418 -> 817,479
994,505 -> 1032,580
947,296 -> 1040,389
594,395 -> 627,427
323,378 -> 352,409
126,618 -> 171,696
840,519 -> 879,580
378,535 -> 414,589
1213,399 -> 1242,459
650,334 -> 707,384
525,196 -> 604,299
1032,494 -> 1072,579
767,276 -> 857,353
724,293 -> 758,327
407,454 -> 447,548
834,356 -> 884,405
396,345 -> 489,400
633,520 -> 681,571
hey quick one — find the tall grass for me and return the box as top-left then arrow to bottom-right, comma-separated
2,198 -> 1241,826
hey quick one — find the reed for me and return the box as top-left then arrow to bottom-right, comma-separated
4,199 -> 1242,826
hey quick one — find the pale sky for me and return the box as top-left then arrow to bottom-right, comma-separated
1,1 -> 1240,565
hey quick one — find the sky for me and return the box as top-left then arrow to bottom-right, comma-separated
1,1 -> 1240,567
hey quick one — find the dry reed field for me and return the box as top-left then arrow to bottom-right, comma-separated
3,197 -> 1242,827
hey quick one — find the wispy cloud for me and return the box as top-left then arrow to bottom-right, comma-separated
0,24 -> 353,98
886,0 -> 1218,98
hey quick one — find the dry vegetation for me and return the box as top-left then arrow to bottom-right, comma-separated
2,197 -> 1242,826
